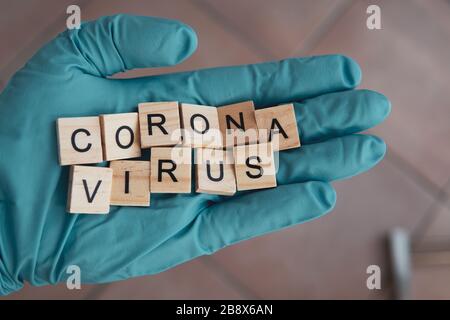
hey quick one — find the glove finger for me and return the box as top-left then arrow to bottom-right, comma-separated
28,14 -> 198,77
295,89 -> 391,144
110,54 -> 361,108
195,181 -> 335,254
41,192 -> 210,285
115,181 -> 335,276
277,134 -> 386,185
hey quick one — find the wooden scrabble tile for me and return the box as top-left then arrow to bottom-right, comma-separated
150,147 -> 192,193
100,113 -> 141,161
138,101 -> 182,148
56,117 -> 103,165
195,148 -> 236,196
217,101 -> 259,147
109,160 -> 150,207
67,165 -> 113,214
233,142 -> 277,191
255,103 -> 301,151
180,103 -> 222,148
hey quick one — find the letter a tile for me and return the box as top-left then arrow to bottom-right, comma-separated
255,103 -> 300,151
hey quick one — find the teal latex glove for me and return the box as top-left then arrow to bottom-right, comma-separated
0,15 -> 390,295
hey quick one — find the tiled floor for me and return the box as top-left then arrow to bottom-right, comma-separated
1,0 -> 450,299
412,190 -> 450,299
196,0 -> 351,59
414,185 -> 450,251
310,0 -> 450,191
2,259 -> 245,300
208,160 -> 435,299
0,0 -> 86,87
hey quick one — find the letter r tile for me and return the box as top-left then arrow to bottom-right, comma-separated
150,147 -> 192,193
138,102 -> 182,148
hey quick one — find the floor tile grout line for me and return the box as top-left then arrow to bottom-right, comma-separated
200,256 -> 261,299
410,179 -> 450,244
294,0 -> 356,56
0,0 -> 91,86
286,0 -> 450,296
383,149 -> 450,245
384,148 -> 447,200
291,0 -> 450,207
383,149 -> 450,250
191,0 -> 275,61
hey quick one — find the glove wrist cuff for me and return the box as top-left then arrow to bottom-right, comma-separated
0,255 -> 22,296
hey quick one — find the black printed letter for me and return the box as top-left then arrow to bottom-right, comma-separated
158,160 -> 178,182
226,112 -> 245,131
190,114 -> 210,134
115,125 -> 134,149
82,179 -> 102,203
147,114 -> 168,135
206,160 -> 224,182
269,118 -> 288,141
245,156 -> 263,179
71,128 -> 91,152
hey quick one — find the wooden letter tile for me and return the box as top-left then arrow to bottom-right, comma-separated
233,143 -> 277,191
217,101 -> 259,147
67,165 -> 113,214
150,147 -> 192,193
57,117 -> 103,165
255,103 -> 301,151
110,160 -> 150,207
100,113 -> 141,161
180,103 -> 222,148
195,148 -> 236,196
138,102 -> 182,148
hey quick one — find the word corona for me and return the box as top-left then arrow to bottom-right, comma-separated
56,101 -> 301,214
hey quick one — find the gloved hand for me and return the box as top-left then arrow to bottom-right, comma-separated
0,14 -> 390,295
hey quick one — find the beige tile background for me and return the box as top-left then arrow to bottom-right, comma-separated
1,0 -> 450,299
